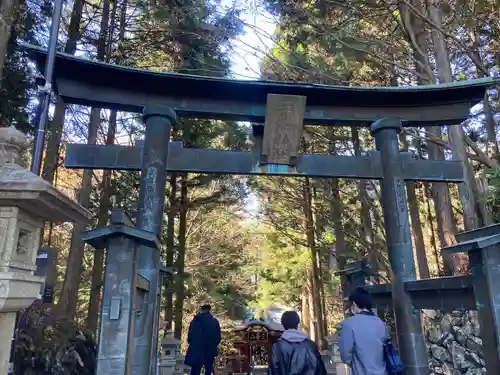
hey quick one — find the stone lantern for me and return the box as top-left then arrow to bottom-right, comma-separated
160,330 -> 181,375
0,126 -> 90,373
324,323 -> 352,375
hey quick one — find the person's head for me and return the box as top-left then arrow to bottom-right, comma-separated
200,304 -> 212,313
348,287 -> 373,315
281,311 -> 300,330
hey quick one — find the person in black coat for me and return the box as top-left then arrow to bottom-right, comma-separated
269,311 -> 327,375
185,304 -> 221,375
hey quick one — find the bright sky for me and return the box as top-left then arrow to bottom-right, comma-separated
225,1 -> 277,81
223,2 -> 277,217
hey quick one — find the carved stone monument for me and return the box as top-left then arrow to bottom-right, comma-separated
0,126 -> 90,373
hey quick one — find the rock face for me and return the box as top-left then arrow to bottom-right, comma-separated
422,310 -> 485,375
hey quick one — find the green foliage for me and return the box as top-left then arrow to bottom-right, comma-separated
184,208 -> 258,317
0,50 -> 34,131
0,0 -> 41,132
253,228 -> 309,309
14,303 -> 97,375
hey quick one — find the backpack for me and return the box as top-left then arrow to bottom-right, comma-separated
383,339 -> 404,375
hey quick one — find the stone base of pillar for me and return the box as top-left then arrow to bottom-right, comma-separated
0,312 -> 16,374
0,272 -> 44,374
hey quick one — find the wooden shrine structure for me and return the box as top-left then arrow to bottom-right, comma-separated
224,320 -> 283,375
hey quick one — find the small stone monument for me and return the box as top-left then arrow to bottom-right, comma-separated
160,330 -> 181,375
324,323 -> 351,375
0,126 -> 90,373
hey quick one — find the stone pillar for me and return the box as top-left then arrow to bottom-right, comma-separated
443,225 -> 500,375
82,208 -> 160,375
370,118 -> 429,375
0,126 -> 89,374
134,106 -> 176,375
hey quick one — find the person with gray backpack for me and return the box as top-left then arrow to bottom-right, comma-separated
339,287 -> 403,375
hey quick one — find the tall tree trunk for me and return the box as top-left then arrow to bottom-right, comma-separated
469,27 -> 498,160
307,278 -> 317,342
416,140 -> 447,275
301,288 -> 311,334
41,0 -> 84,183
424,183 -> 442,275
303,177 -> 325,346
331,179 -> 347,294
41,0 -> 85,291
174,175 -> 188,339
399,0 -> 434,82
399,133 -> 430,279
312,186 -> 328,341
351,127 -> 377,278
469,31 -> 494,225
428,1 -> 479,232
164,172 -> 178,329
58,0 -> 111,318
483,90 -> 499,160
86,111 -> 117,332
475,175 -> 491,226
329,130 -> 349,298
85,0 -> 124,334
0,0 -> 18,84
401,0 -> 459,275
58,108 -> 99,317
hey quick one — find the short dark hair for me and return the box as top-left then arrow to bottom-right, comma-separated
281,311 -> 300,330
349,287 -> 373,310
201,304 -> 212,311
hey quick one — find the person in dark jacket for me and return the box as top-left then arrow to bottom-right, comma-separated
185,304 -> 221,375
269,311 -> 327,375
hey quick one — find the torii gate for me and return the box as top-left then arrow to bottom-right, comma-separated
25,43 -> 494,375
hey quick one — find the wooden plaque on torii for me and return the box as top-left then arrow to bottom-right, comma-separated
260,94 -> 306,166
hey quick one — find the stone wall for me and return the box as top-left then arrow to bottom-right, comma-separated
422,310 -> 485,375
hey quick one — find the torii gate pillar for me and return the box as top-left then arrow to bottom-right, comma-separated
371,118 -> 429,375
133,106 -> 177,375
